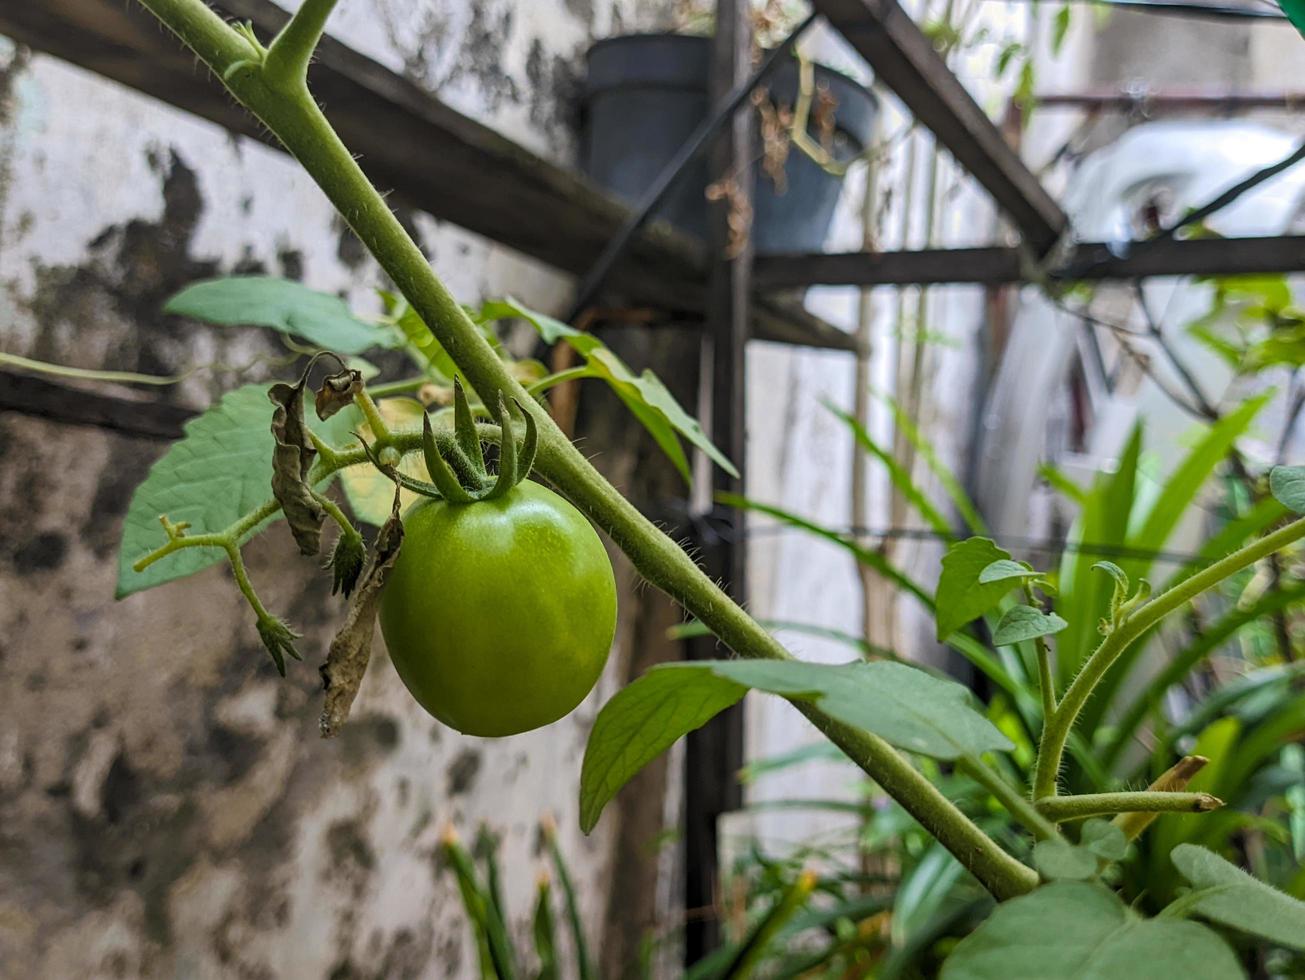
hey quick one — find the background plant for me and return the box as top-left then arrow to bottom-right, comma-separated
657,385 -> 1305,973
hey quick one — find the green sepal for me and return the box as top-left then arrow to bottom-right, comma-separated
422,413 -> 478,503
256,615 -> 302,676
452,377 -> 487,478
514,398 -> 538,480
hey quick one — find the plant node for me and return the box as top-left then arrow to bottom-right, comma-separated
360,379 -> 537,504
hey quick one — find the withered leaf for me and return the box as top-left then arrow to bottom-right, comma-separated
315,367 -> 364,420
269,370 -> 325,556
320,489 -> 404,737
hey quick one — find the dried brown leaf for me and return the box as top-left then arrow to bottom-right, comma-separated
269,372 -> 324,556
319,490 -> 405,737
315,366 -> 363,420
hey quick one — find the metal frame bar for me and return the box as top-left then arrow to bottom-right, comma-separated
682,0 -> 754,963
754,236 -> 1305,288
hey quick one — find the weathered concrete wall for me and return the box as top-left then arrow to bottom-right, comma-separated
0,2 -> 683,976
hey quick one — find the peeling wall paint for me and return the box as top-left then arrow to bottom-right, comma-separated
0,2 -> 681,977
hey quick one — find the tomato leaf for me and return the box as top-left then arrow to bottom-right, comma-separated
487,297 -> 737,482
117,385 -> 277,597
116,384 -> 345,597
581,659 -> 1010,832
1270,465 -> 1305,514
1051,5 -> 1072,54
992,605 -> 1068,646
935,538 -> 1016,641
977,558 -> 1038,585
941,881 -> 1242,979
1032,839 -> 1099,881
580,668 -> 747,833
165,276 -> 395,354
684,660 -> 1012,758
1081,819 -> 1128,861
1171,843 -> 1305,951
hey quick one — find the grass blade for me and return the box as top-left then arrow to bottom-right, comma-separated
541,815 -> 594,980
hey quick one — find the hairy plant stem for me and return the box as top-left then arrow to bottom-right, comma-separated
136,0 -> 1038,900
312,490 -> 359,543
223,539 -> 275,622
353,387 -> 392,441
959,756 -> 1059,841
1036,791 -> 1222,822
1034,514 -> 1305,799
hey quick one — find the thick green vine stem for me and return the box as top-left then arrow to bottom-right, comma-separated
138,0 -> 1036,900
1033,514 -> 1305,799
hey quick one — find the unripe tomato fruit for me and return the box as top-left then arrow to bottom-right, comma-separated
379,481 -> 617,737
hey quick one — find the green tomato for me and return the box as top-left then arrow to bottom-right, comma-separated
379,480 -> 617,737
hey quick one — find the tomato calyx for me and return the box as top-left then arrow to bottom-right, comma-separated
359,377 -> 538,504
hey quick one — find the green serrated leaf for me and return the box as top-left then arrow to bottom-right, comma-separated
977,559 -> 1037,585
117,385 -> 278,597
580,668 -> 746,832
993,605 -> 1068,646
995,40 -> 1023,76
687,660 -> 1014,758
935,538 -> 1016,641
481,297 -> 578,344
941,881 -> 1242,979
1270,465 -> 1305,514
165,277 -> 394,354
1033,839 -> 1099,881
1171,843 -> 1305,951
581,658 -> 1011,833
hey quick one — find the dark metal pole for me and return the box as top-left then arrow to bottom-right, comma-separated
683,0 -> 754,965
565,12 -> 817,323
